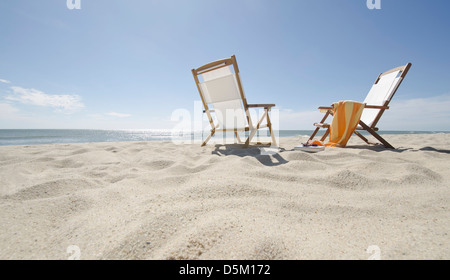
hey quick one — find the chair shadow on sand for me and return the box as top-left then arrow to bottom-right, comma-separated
419,147 -> 450,154
316,144 -> 450,154
212,144 -> 289,167
211,144 -> 449,166
344,144 -> 411,153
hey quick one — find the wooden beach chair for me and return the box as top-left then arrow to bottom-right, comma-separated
192,55 -> 277,147
309,63 -> 412,149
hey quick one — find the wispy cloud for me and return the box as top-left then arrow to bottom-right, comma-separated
6,86 -> 84,113
381,94 -> 450,130
106,112 -> 131,118
0,79 -> 11,84
0,102 -> 32,123
277,94 -> 450,131
278,108 -> 323,130
0,102 -> 19,117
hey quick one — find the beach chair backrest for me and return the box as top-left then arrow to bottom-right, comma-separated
360,63 -> 411,127
193,57 -> 248,130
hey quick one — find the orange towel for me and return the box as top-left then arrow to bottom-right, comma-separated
326,101 -> 365,147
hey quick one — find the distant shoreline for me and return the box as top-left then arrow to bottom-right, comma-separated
0,129 -> 448,146
1,129 -> 449,147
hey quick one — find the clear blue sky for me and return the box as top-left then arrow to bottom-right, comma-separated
1,0 -> 449,130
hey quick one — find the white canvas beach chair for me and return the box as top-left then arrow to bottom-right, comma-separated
192,55 -> 277,147
309,63 -> 412,149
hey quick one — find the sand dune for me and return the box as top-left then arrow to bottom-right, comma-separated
0,134 -> 449,259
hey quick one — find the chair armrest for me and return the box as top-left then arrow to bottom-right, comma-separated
247,104 -> 276,108
203,109 -> 215,113
318,106 -> 333,110
319,105 -> 389,110
364,104 -> 389,109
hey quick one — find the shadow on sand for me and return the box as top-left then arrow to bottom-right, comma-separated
211,143 -> 449,166
418,147 -> 450,154
344,144 -> 412,153
212,144 -> 289,166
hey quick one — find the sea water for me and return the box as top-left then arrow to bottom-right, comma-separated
0,129 -> 447,146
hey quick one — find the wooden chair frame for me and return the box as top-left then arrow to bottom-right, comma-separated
309,63 -> 412,149
192,55 -> 277,147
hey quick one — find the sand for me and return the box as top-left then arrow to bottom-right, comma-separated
0,134 -> 449,260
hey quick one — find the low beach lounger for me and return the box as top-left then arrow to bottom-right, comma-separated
309,63 -> 412,149
192,55 -> 277,147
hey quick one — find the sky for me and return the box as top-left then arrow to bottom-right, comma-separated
0,0 -> 449,131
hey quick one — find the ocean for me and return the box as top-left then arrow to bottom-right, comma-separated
0,129 -> 448,146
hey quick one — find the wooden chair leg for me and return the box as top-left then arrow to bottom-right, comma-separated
320,128 -> 330,142
266,110 -> 277,147
201,129 -> 215,147
309,127 -> 321,141
245,128 -> 258,147
354,131 -> 371,145
358,121 -> 394,149
310,110 -> 331,141
235,131 -> 243,144
245,109 -> 276,147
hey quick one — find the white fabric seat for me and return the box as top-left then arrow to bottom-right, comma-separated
192,55 -> 278,147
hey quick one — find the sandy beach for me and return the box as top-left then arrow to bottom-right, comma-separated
0,134 -> 449,260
